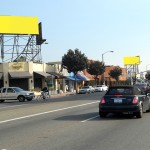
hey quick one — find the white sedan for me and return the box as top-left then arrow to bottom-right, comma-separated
94,85 -> 108,92
78,86 -> 94,94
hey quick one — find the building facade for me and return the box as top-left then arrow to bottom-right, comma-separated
0,61 -> 69,92
0,61 -> 89,93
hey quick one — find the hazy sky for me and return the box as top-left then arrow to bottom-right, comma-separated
1,0 -> 150,71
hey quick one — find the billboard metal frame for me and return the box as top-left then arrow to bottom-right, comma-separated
0,34 -> 42,62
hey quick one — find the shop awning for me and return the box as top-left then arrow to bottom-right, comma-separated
76,73 -> 90,81
9,72 -> 32,79
65,73 -> 89,81
0,73 -> 3,79
34,71 -> 54,78
65,76 -> 81,81
48,72 -> 64,79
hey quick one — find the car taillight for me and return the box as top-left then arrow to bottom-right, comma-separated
101,97 -> 105,104
132,97 -> 138,104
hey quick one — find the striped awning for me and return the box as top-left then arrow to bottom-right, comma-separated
48,72 -> 64,79
76,73 -> 90,81
9,72 -> 32,79
34,71 -> 54,78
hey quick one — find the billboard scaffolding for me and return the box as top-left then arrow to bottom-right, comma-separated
0,34 -> 43,62
124,56 -> 140,85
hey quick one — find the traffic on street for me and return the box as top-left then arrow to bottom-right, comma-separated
1,92 -> 150,150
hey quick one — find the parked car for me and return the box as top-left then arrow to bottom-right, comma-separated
94,85 -> 108,92
0,87 -> 35,102
78,86 -> 94,94
135,83 -> 150,93
89,86 -> 95,93
99,85 -> 150,118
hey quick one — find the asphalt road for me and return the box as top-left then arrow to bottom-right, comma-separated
0,92 -> 150,150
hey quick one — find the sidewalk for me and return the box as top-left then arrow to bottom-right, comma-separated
50,92 -> 76,98
34,91 -> 76,99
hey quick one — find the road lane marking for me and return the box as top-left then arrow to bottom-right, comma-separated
81,115 -> 99,123
0,101 -> 99,124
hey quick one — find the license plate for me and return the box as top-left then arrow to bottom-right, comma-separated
114,98 -> 122,103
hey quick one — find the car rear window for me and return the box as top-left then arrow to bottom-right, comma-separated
97,85 -> 102,87
106,87 -> 133,95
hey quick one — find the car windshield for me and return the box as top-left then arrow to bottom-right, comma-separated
13,87 -> 24,92
106,87 -> 133,95
135,83 -> 148,86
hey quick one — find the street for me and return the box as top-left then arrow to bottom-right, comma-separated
0,92 -> 150,150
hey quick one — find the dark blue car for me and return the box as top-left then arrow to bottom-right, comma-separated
99,85 -> 150,118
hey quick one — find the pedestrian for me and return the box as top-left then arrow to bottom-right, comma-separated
65,84 -> 68,92
58,82 -> 61,94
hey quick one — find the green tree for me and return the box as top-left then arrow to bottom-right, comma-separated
109,67 -> 122,84
87,60 -> 105,85
62,49 -> 88,93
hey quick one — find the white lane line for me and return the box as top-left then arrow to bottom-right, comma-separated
81,115 -> 99,123
0,101 -> 99,124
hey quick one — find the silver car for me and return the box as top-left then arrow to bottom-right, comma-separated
79,86 -> 94,94
94,85 -> 108,92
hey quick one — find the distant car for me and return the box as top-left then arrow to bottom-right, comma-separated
89,86 -> 95,93
135,83 -> 150,92
78,86 -> 94,94
94,85 -> 108,92
99,85 -> 150,118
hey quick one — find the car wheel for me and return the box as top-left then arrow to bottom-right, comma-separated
99,111 -> 107,118
18,96 -> 25,102
136,104 -> 143,118
0,100 -> 5,103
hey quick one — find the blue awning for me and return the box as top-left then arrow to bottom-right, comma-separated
65,76 -> 81,81
65,73 -> 89,81
76,73 -> 90,81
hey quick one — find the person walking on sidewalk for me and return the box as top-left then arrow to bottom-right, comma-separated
65,84 -> 68,93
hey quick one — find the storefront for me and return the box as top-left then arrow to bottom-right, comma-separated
8,72 -> 32,90
33,71 -> 54,91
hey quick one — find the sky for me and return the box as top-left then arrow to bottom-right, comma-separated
1,0 -> 150,71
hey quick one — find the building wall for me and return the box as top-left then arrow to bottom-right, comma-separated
33,63 -> 45,71
2,63 -> 9,87
0,63 -> 3,72
8,62 -> 29,72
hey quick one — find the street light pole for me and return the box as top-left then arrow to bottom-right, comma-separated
102,51 -> 114,63
101,51 -> 114,85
